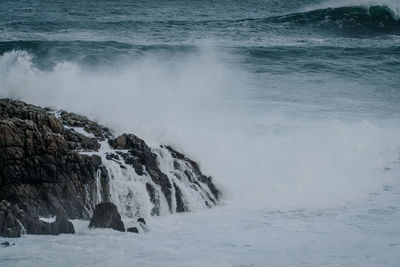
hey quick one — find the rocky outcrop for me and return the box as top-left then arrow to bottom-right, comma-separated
0,200 -> 74,237
0,99 -> 109,220
0,98 -> 219,237
88,202 -> 125,232
105,137 -> 219,216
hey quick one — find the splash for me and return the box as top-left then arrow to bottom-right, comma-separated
1,49 -> 399,210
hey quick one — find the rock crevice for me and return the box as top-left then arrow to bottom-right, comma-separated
0,99 -> 220,237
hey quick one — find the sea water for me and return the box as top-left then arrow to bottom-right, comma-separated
1,0 -> 400,266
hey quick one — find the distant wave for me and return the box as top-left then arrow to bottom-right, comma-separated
2,5 -> 399,38
0,41 -> 199,69
268,5 -> 400,34
0,40 -> 197,54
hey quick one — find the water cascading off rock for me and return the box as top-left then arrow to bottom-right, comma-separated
0,99 -> 219,237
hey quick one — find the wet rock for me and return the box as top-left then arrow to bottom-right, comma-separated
1,241 -> 15,247
137,218 -> 148,232
146,183 -> 160,216
0,99 -> 109,219
166,145 -> 220,201
50,212 -> 75,234
59,111 -> 111,141
127,227 -> 139,233
137,218 -> 146,225
0,98 -> 220,231
106,153 -> 119,161
0,200 -> 74,237
89,202 -> 125,232
0,201 -> 24,237
109,134 -> 174,212
174,184 -> 186,213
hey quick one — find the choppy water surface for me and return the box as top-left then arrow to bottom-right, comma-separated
1,0 -> 400,266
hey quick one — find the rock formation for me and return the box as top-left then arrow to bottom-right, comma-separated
0,99 -> 219,237
88,202 -> 125,232
0,99 -> 108,220
0,200 -> 74,237
127,227 -> 139,233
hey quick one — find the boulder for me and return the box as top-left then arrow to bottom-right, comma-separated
127,227 -> 139,233
137,218 -> 146,225
0,206 -> 23,237
1,241 -> 15,247
89,202 -> 125,232
50,212 -> 75,234
0,200 -> 74,237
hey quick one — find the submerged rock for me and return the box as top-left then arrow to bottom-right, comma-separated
137,218 -> 146,225
127,227 -> 139,233
89,202 -> 125,232
137,217 -> 148,232
1,241 -> 15,247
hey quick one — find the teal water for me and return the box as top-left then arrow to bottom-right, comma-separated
1,1 -> 400,266
1,0 -> 400,118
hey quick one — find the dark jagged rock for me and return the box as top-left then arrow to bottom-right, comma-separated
137,218 -> 146,225
0,200 -> 74,237
0,98 -> 220,236
51,212 -> 75,234
0,200 -> 24,237
145,183 -> 160,216
137,217 -> 148,232
127,227 -> 139,233
108,135 -> 220,214
0,99 -> 109,219
59,111 -> 112,141
1,241 -> 15,247
109,134 -> 173,213
165,146 -> 220,203
89,202 -> 125,232
174,184 -> 186,212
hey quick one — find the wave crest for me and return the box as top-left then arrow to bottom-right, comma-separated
270,5 -> 400,34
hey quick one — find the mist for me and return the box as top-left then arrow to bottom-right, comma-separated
1,48 -> 399,210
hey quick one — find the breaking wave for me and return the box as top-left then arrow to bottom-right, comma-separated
1,49 -> 400,210
269,5 -> 400,34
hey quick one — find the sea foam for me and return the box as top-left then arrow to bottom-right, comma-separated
1,48 -> 399,211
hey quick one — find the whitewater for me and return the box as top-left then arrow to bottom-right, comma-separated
1,0 -> 400,266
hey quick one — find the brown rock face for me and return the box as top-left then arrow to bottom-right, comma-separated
0,98 -> 220,237
0,99 -> 109,220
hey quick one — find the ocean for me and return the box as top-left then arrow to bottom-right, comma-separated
1,0 -> 400,266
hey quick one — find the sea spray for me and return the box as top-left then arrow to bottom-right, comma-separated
1,49 -> 399,210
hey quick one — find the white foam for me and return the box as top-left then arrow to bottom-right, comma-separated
39,216 -> 56,223
0,49 -> 399,211
2,183 -> 400,267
